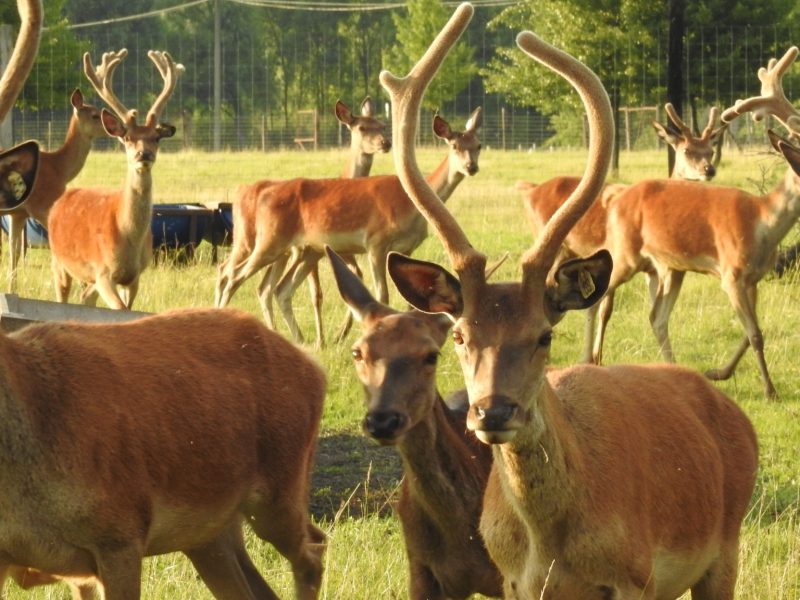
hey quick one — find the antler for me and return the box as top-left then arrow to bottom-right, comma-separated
518,32 -> 614,287
379,3 -> 485,279
0,0 -> 43,122
664,103 -> 693,138
700,106 -> 724,141
721,46 -> 800,137
145,50 -> 184,127
83,49 -> 134,124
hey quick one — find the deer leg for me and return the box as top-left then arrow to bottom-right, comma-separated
367,248 -> 390,304
217,247 -> 276,309
690,543 -> 738,600
276,250 -> 324,346
581,303 -> 599,363
648,269 -> 685,362
92,275 -> 127,310
185,521 -> 276,600
121,278 -> 140,310
591,290 -> 615,365
93,545 -> 142,600
256,258 -> 289,330
7,213 -> 26,291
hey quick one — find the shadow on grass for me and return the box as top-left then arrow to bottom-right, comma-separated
310,431 -> 403,521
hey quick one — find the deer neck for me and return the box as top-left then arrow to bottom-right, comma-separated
397,394 -> 488,521
46,116 -> 93,183
342,151 -> 374,178
761,168 -> 800,249
492,385 -> 582,542
118,166 -> 154,237
425,155 -> 465,202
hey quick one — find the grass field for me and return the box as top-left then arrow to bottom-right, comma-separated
3,142 -> 799,598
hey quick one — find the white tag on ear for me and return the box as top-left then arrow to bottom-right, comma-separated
578,269 -> 595,299
8,171 -> 25,200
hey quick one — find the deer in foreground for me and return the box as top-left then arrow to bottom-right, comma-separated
223,96 -> 391,348
327,246 -> 502,600
215,108 -> 481,346
519,102 -> 726,363
46,48 -> 182,310
3,89 -> 108,290
0,154 -> 326,598
591,46 -> 800,399
380,4 -> 758,598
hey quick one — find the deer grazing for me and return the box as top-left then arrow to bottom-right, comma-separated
46,48 -> 182,310
327,245 -> 502,600
0,236 -> 326,600
381,4 -> 758,598
221,96 -> 391,348
591,46 -> 800,399
518,102 -> 726,363
215,108 -> 481,345
4,89 -> 107,289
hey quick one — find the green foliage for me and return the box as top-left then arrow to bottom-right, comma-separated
387,0 -> 478,111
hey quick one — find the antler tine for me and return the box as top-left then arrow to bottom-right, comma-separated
83,49 -> 133,123
722,46 -> 800,137
0,0 -> 43,122
379,3 -> 485,277
700,106 -> 721,140
145,50 -> 185,127
664,103 -> 693,137
518,32 -> 614,286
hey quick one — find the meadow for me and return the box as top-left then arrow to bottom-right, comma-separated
3,140 -> 799,598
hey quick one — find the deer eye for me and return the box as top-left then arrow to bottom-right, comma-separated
538,331 -> 553,347
351,348 -> 363,362
423,352 -> 439,366
452,331 -> 464,345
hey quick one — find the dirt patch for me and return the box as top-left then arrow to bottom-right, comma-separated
310,431 -> 403,520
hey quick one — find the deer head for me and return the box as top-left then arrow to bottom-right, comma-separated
652,103 -> 726,180
335,96 -> 392,154
380,3 -> 614,444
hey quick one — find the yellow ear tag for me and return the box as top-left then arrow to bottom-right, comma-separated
578,269 -> 595,299
8,171 -> 26,200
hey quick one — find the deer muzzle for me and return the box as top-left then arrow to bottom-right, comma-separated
363,410 -> 407,444
467,395 -> 521,444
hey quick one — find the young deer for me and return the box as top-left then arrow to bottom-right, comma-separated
381,5 -> 758,598
4,89 -> 107,289
519,102 -> 726,362
327,246 -> 502,600
592,46 -> 800,399
0,166 -> 327,599
47,49 -> 182,310
222,96 -> 391,348
215,108 -> 481,345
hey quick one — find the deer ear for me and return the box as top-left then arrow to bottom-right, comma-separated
432,114 -> 454,141
360,96 -> 375,117
335,100 -> 355,126
327,246 -> 392,323
388,252 -> 463,318
545,250 -> 612,321
652,121 -> 680,146
465,106 -> 483,132
101,109 -> 126,137
769,129 -> 800,176
156,123 -> 177,139
0,140 -> 40,210
70,88 -> 84,109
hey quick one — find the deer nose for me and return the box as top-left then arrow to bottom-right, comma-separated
704,164 -> 716,178
381,139 -> 392,152
363,411 -> 407,441
467,395 -> 519,431
466,162 -> 479,175
136,150 -> 155,163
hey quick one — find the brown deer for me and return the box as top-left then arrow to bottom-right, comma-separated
222,96 -> 391,348
380,5 -> 758,598
519,102 -> 726,363
3,89 -> 107,289
47,48 -> 182,310
1,140 -> 328,600
327,245 -> 502,600
591,46 -> 800,399
215,108 -> 481,345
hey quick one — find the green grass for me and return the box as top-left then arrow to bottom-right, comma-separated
4,144 -> 800,598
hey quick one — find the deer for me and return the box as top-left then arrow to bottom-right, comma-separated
215,107 -> 482,346
0,153 -> 327,598
327,245 -> 503,600
3,89 -> 108,290
379,4 -> 758,598
46,48 -> 182,311
220,96 -> 391,348
590,46 -> 800,400
518,102 -> 727,363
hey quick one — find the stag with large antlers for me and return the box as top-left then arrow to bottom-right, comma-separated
328,246 -> 502,600
380,4 -> 757,597
4,89 -> 107,290
215,108 -> 481,346
518,102 -> 726,363
0,208 -> 326,600
590,46 -> 800,399
46,49 -> 182,310
220,96 -> 391,348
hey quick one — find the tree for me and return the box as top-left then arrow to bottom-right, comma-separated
387,0 -> 478,111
